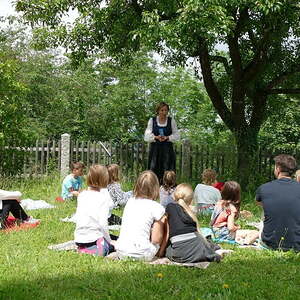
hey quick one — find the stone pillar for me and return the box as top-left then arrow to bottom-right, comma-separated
61,133 -> 70,177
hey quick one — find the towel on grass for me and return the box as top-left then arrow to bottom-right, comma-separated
148,257 -> 210,268
21,199 -> 55,210
48,240 -> 77,251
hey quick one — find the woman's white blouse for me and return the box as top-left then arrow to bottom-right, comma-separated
144,117 -> 180,142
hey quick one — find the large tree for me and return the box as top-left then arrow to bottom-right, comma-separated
16,0 -> 300,187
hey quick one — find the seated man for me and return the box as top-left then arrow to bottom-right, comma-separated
256,154 -> 300,251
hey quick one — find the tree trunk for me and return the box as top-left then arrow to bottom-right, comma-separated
234,126 -> 259,191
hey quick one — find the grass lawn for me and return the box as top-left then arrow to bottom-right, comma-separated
0,175 -> 299,300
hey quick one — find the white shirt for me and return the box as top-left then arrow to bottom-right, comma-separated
116,197 -> 165,260
194,184 -> 221,205
144,117 -> 180,142
74,188 -> 114,244
0,189 -> 22,210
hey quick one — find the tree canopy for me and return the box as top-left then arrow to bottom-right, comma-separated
10,2 -> 300,186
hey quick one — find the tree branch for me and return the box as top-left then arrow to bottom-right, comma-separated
242,28 -> 272,82
267,88 -> 300,95
197,43 -> 234,131
227,7 -> 250,77
210,55 -> 231,75
265,68 -> 300,90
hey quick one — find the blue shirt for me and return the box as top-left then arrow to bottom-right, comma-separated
61,174 -> 83,200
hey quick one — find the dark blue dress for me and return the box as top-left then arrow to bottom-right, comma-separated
148,117 -> 176,182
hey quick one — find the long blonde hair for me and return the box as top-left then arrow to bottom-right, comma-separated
173,183 -> 199,228
134,170 -> 160,201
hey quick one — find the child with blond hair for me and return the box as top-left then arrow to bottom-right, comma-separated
107,164 -> 132,207
74,164 -> 115,256
161,183 -> 221,263
159,170 -> 176,208
115,171 -> 166,261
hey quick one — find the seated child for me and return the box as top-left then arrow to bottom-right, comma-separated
74,164 -> 115,256
61,162 -> 84,201
0,189 -> 40,229
160,170 -> 176,208
162,183 -> 221,263
107,164 -> 132,207
194,169 -> 221,215
115,170 -> 166,261
211,181 -> 259,245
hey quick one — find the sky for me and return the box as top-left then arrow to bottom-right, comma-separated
1,0 -> 16,17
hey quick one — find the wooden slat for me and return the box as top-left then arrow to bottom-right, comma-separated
87,141 -> 91,167
40,140 -> 44,175
81,141 -> 84,163
58,140 -> 61,170
46,140 -> 50,174
35,140 -> 39,175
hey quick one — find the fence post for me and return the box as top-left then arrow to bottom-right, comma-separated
61,133 -> 70,177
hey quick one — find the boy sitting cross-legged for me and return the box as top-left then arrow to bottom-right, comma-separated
60,162 -> 85,201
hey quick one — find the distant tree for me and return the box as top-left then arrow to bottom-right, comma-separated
0,24 -> 28,142
16,0 -> 300,187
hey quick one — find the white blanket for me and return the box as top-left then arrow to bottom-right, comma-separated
21,199 -> 55,210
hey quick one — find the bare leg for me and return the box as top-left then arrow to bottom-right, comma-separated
236,229 -> 259,245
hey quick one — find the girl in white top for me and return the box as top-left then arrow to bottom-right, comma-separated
116,170 -> 167,261
74,164 -> 115,256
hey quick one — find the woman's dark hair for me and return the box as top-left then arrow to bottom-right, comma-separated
156,102 -> 170,114
221,181 -> 241,212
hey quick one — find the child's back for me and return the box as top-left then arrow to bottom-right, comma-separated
165,184 -> 221,263
74,164 -> 115,257
115,170 -> 165,261
116,197 -> 164,260
75,188 -> 114,244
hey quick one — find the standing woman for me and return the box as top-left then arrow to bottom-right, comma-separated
144,102 -> 180,183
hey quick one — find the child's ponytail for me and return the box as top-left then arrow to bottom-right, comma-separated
174,184 -> 199,230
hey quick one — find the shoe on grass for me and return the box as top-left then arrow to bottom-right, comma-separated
23,216 -> 40,225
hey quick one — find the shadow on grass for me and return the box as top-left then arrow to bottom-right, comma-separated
1,252 -> 299,300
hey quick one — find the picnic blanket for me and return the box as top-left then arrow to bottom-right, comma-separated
47,241 -> 210,268
106,253 -> 223,268
148,257 -> 210,268
1,216 -> 40,233
48,240 -> 77,251
21,199 -> 55,210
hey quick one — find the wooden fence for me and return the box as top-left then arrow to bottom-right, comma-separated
0,134 -> 299,181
